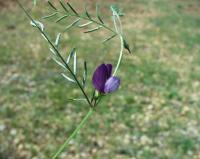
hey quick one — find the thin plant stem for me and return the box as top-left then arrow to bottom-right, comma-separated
16,0 -> 93,107
113,35 -> 124,76
111,7 -> 124,76
52,108 -> 94,159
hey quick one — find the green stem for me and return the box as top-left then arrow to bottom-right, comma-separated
113,35 -> 124,76
52,108 -> 94,159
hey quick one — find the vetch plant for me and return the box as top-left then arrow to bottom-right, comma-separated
17,0 -> 131,158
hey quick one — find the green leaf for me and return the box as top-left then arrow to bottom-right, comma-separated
55,33 -> 61,48
123,38 -> 131,53
96,4 -> 104,24
61,73 -> 75,83
56,15 -> 69,23
82,61 -> 87,88
85,5 -> 92,19
50,48 -> 56,56
41,34 -> 48,41
73,51 -> 77,75
78,21 -> 93,28
48,1 -> 57,10
66,48 -> 76,63
30,20 -> 44,31
59,0 -> 69,12
84,26 -> 102,33
102,34 -> 117,43
52,57 -> 66,69
67,98 -> 86,101
67,2 -> 78,15
65,18 -> 80,30
42,12 -> 57,19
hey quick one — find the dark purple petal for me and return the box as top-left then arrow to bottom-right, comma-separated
104,76 -> 120,93
106,64 -> 112,78
92,64 -> 108,93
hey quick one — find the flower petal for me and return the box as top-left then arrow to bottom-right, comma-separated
106,64 -> 112,78
92,64 -> 108,93
104,76 -> 120,93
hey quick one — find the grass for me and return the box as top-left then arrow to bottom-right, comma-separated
0,0 -> 200,158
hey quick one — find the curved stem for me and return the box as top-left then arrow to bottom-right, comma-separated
111,8 -> 124,76
52,108 -> 94,159
113,35 -> 124,76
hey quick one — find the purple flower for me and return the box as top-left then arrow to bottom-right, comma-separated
92,64 -> 120,94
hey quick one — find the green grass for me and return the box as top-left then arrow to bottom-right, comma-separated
0,0 -> 200,158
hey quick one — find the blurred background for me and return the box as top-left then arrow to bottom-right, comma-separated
0,0 -> 200,158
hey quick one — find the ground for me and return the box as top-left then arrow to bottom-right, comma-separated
0,0 -> 200,158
